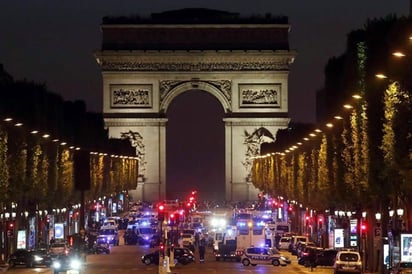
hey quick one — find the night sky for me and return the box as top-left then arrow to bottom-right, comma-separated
0,1 -> 408,201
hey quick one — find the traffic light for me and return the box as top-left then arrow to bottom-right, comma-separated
6,221 -> 14,237
305,216 -> 310,227
158,204 -> 165,222
361,222 -> 367,237
46,215 -> 50,229
169,213 -> 175,225
159,243 -> 165,257
318,217 -> 323,229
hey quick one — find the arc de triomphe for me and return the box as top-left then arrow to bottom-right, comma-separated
95,9 -> 296,202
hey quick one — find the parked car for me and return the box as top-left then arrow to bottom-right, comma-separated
141,247 -> 195,265
240,246 -> 287,267
333,250 -> 362,274
316,249 -> 338,266
296,242 -> 316,258
391,261 -> 412,274
298,246 -> 322,266
8,249 -> 52,268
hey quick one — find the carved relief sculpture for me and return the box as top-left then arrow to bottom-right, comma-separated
121,130 -> 146,182
242,127 -> 275,181
239,84 -> 281,107
110,84 -> 152,108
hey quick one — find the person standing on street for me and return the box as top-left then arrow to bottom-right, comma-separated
198,234 -> 206,263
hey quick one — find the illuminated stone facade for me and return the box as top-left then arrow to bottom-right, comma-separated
95,9 -> 295,201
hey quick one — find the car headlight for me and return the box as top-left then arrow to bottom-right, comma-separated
52,261 -> 62,269
33,255 -> 43,262
70,259 -> 81,269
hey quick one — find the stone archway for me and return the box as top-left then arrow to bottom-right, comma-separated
160,80 -> 231,113
164,88 -> 225,200
95,9 -> 296,202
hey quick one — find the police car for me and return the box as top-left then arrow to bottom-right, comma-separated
240,246 -> 287,267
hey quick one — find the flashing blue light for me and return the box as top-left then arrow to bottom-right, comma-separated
256,221 -> 265,227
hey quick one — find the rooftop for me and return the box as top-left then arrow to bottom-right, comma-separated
102,8 -> 288,25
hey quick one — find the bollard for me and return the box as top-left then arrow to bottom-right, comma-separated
165,255 -> 172,273
169,249 -> 175,267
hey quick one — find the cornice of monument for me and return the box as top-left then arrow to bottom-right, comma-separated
104,117 -> 168,127
223,117 -> 290,127
95,50 -> 296,71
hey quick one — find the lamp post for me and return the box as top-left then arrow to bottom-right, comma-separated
388,209 -> 395,269
374,212 -> 382,273
388,208 -> 404,267
396,209 -> 404,232
361,211 -> 367,272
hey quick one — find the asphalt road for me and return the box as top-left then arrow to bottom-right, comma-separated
3,241 -> 337,274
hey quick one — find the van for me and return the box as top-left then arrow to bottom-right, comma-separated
136,226 -> 156,245
101,219 -> 117,229
279,236 -> 291,250
289,235 -> 309,254
334,250 -> 362,274
99,228 -> 119,246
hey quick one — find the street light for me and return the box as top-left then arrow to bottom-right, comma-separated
397,208 -> 404,232
388,208 -> 405,268
375,213 -> 382,223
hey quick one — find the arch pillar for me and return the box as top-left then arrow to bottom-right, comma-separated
224,117 -> 290,201
104,117 -> 168,201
